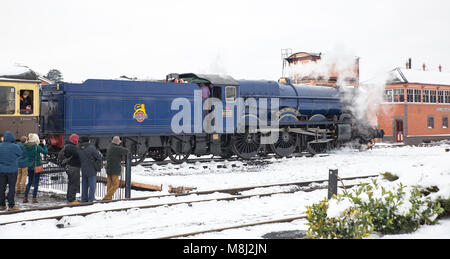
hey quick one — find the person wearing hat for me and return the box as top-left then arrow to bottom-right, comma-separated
103,136 -> 128,200
23,133 -> 47,203
20,90 -> 32,114
0,131 -> 23,211
78,136 -> 102,203
16,136 -> 29,194
59,134 -> 81,204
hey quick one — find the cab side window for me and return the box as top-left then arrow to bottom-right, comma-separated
225,86 -> 236,103
20,90 -> 33,114
0,86 -> 15,114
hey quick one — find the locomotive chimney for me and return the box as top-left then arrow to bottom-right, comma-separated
439,64 -> 442,72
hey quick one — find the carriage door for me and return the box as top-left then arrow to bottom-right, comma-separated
394,119 -> 404,142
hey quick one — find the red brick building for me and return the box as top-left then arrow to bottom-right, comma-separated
377,65 -> 450,144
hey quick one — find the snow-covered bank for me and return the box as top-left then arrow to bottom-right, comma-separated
132,144 -> 450,200
1,144 -> 449,239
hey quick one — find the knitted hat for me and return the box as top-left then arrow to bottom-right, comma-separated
112,136 -> 121,145
69,134 -> 79,145
28,133 -> 39,143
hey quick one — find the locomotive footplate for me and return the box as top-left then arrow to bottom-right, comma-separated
287,127 -> 331,137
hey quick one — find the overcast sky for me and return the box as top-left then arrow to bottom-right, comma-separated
1,0 -> 449,83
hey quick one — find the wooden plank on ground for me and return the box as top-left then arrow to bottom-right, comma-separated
96,176 -> 162,191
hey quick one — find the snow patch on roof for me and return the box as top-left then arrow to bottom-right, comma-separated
0,64 -> 30,76
389,68 -> 450,86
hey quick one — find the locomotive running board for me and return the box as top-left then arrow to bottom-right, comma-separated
287,127 -> 330,137
308,139 -> 335,144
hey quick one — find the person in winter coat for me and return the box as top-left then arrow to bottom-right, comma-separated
103,136 -> 128,200
78,137 -> 102,203
0,131 -> 23,211
59,134 -> 81,204
23,134 -> 48,203
16,136 -> 29,193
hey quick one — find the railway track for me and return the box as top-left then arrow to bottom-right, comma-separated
155,214 -> 308,239
139,152 -> 323,168
140,142 -> 450,167
0,174 -> 377,227
40,152 -> 329,175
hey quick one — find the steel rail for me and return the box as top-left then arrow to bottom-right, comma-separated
154,214 -> 308,239
139,152 -> 322,167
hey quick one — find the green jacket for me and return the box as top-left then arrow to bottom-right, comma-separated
105,143 -> 128,175
24,142 -> 48,168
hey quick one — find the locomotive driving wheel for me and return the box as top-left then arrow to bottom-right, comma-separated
168,148 -> 191,164
230,131 -> 261,160
168,136 -> 192,164
307,141 -> 329,155
131,153 -> 147,166
270,130 -> 297,157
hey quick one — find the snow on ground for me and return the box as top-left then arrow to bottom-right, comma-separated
131,144 -> 450,198
1,144 -> 449,239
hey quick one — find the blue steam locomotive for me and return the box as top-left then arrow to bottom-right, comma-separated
40,73 -> 383,164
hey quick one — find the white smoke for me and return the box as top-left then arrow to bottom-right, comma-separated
341,66 -> 397,127
286,51 -> 358,84
206,52 -> 228,75
339,79 -> 387,126
285,48 -> 389,127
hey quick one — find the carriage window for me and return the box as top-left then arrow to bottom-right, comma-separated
0,87 -> 15,114
20,90 -> 33,114
225,86 -> 236,103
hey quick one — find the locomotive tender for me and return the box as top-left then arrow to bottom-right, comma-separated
36,73 -> 383,164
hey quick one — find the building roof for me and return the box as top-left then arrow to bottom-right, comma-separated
388,67 -> 450,86
178,73 -> 239,86
287,52 -> 321,58
0,77 -> 40,83
38,75 -> 54,84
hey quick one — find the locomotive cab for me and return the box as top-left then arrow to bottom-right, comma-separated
0,77 -> 40,139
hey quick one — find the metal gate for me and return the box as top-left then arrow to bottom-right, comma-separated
39,154 -> 132,201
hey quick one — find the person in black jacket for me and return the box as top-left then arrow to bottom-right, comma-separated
103,136 -> 128,200
20,91 -> 33,114
58,134 -> 81,204
78,136 -> 102,203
